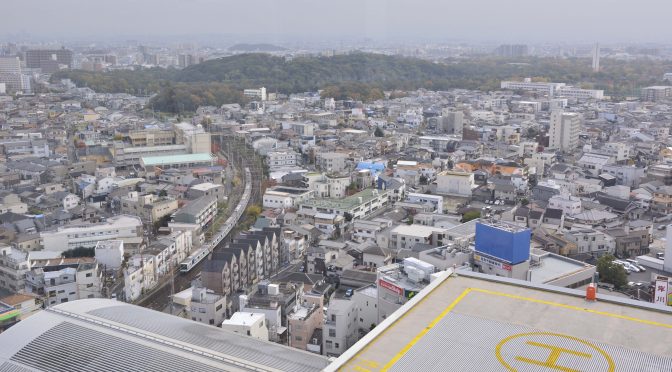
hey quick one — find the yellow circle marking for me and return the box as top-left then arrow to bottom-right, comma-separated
495,332 -> 615,372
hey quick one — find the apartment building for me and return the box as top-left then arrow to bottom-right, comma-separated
222,312 -> 269,341
299,188 -> 391,222
0,245 -> 30,294
315,152 -> 348,173
172,196 -> 217,230
435,170 -> 475,197
564,229 -> 615,257
120,192 -> 179,224
323,296 -> 358,357
189,284 -> 227,327
25,259 -> 101,306
549,111 -> 581,152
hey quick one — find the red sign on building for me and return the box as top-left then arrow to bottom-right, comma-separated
379,278 -> 403,296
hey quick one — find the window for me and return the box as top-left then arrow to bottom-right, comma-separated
247,330 -> 251,336
86,273 -> 92,277
335,343 -> 340,348
216,304 -> 223,311
209,319 -> 214,325
329,328 -> 336,337
331,314 -> 336,322
87,283 -> 93,288
295,335 -> 303,341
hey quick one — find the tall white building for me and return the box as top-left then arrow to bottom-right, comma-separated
592,43 -> 600,72
549,111 -> 581,152
0,56 -> 30,93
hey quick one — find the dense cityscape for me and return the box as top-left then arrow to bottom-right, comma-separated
1,2 -> 672,371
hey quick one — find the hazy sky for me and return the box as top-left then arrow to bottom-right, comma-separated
3,0 -> 672,43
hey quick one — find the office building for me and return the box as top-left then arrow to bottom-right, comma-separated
0,57 -> 20,74
549,110 -> 581,151
244,87 -> 267,101
641,86 -> 672,102
500,79 -> 565,96
495,44 -> 529,57
556,86 -> 604,100
140,153 -> 217,170
0,56 -> 30,93
40,215 -> 144,252
25,48 -> 73,72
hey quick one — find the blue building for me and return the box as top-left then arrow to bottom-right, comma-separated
474,221 -> 531,264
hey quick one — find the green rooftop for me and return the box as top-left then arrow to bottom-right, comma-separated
301,188 -> 389,211
141,153 -> 215,167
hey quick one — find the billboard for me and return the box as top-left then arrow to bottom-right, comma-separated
475,222 -> 531,264
654,275 -> 672,306
474,253 -> 512,271
379,278 -> 403,296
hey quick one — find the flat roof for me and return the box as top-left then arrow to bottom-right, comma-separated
391,224 -> 446,236
141,153 -> 215,167
529,253 -> 592,284
300,188 -> 387,211
327,270 -> 672,371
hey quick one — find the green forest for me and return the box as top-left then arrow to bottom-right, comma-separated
51,53 -> 672,113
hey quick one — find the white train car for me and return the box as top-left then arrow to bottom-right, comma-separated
180,168 -> 253,273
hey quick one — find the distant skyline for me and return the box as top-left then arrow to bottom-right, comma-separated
3,0 -> 672,44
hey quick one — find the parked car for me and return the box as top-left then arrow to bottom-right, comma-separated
345,288 -> 354,298
626,259 -> 646,272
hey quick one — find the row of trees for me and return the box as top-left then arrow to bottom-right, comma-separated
52,53 -> 672,112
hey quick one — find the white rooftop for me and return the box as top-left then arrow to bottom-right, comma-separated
223,311 -> 265,326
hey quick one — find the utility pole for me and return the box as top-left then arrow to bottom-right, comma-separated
170,261 -> 175,315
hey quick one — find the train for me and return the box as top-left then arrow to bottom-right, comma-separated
179,167 -> 252,273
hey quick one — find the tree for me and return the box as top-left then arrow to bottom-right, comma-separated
462,210 -> 481,223
596,255 -> 628,289
62,247 -> 95,258
520,198 -> 529,206
374,127 -> 384,137
245,205 -> 262,219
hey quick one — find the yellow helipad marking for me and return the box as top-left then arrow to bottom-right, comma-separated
376,287 -> 672,371
495,332 -> 615,372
